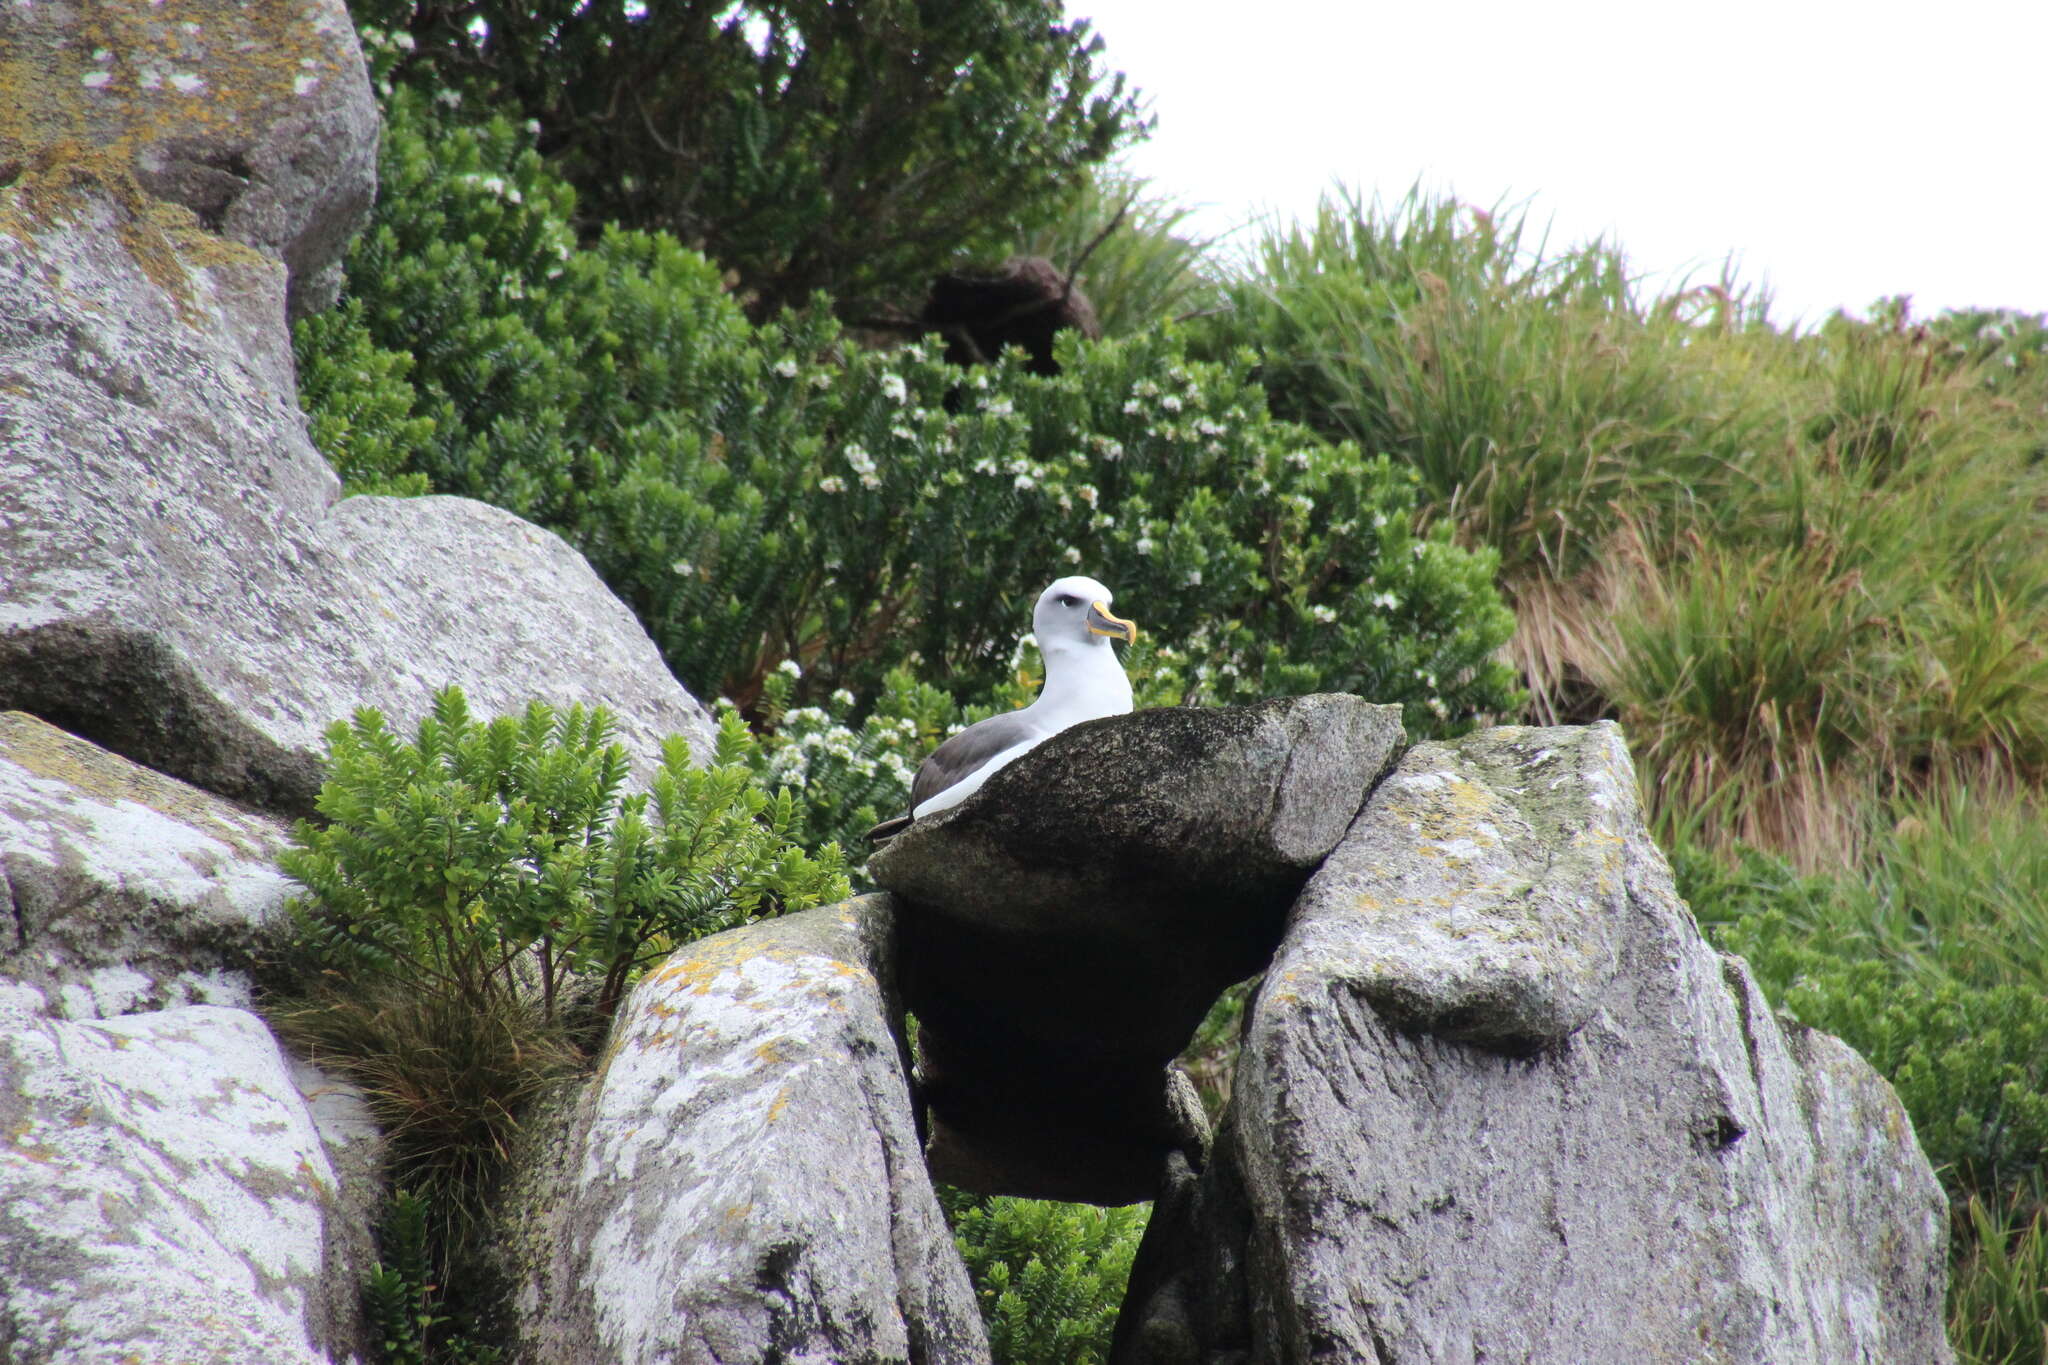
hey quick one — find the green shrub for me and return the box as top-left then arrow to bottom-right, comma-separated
273,687 -> 847,1357
282,688 -> 847,1025
350,1 -> 1142,321
941,1187 -> 1148,1365
1680,843 -> 2048,1202
361,1189 -> 500,1365
298,92 -> 1519,733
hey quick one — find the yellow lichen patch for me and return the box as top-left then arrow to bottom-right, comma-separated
723,1202 -> 753,1223
2,157 -> 266,324
825,959 -> 877,989
753,1039 -> 790,1067
0,0 -> 349,176
766,1087 -> 791,1124
5,1121 -> 60,1165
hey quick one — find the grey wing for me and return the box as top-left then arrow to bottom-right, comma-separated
910,712 -> 1040,810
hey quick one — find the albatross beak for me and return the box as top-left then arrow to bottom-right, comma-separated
1086,601 -> 1138,644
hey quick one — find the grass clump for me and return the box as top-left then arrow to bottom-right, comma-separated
1949,1185 -> 2048,1365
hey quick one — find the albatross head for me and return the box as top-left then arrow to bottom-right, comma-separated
1034,575 -> 1137,655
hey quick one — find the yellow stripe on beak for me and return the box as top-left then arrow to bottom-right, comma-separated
1086,601 -> 1138,644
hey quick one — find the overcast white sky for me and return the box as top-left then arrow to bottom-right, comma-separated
1075,0 -> 2047,329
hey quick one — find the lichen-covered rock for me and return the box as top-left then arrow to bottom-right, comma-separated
1114,723 -> 1954,1364
870,695 -> 1405,1203
498,897 -> 989,1365
0,993 -> 377,1364
1,710 -> 296,1017
0,0 -> 380,317
0,184 -> 717,818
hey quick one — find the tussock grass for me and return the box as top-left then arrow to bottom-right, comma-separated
1203,188 -> 2048,870
269,984 -> 581,1248
1203,188 -> 1777,590
1950,1185 -> 2048,1365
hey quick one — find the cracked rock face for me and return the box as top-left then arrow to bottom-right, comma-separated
0,0 -> 381,318
1114,723 -> 1954,1365
0,995 -> 378,1365
497,897 -> 990,1365
0,185 -> 716,818
870,694 -> 1407,1204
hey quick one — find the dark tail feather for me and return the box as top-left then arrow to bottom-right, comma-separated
866,813 -> 913,845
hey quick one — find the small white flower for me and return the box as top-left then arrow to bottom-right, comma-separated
1122,400 -> 1143,415
1197,418 -> 1225,436
880,373 -> 908,404
1185,569 -> 1203,586
819,476 -> 847,493
810,370 -> 833,390
1161,395 -> 1182,413
973,458 -> 1000,475
1429,698 -> 1451,720
1373,591 -> 1401,610
394,30 -> 417,50
972,374 -> 989,389
1013,473 -> 1037,491
891,425 -> 916,441
1078,485 -> 1099,507
1064,547 -> 1083,564
844,443 -> 881,489
1310,605 -> 1337,624
670,560 -> 694,576
778,658 -> 804,679
1098,439 -> 1124,461
983,396 -> 1014,416
435,87 -> 461,108
1287,451 -> 1312,469
831,688 -> 856,707
773,357 -> 800,378
1136,536 -> 1156,556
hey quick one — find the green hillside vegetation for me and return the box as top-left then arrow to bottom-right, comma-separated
293,5 -> 2048,1361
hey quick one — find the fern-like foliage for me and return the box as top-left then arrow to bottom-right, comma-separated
281,687 -> 849,1026
940,1187 -> 1148,1365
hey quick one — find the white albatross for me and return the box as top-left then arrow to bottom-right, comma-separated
867,576 -> 1137,842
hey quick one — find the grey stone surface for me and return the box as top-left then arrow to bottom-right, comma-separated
0,992 -> 376,1364
0,0 -> 381,317
1115,723 -> 1954,1365
497,896 -> 990,1365
0,710 -> 295,1017
870,695 -> 1406,1203
0,184 -> 717,818
870,694 -> 1405,938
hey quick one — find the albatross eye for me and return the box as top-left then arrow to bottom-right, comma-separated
1058,594 -> 1079,607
